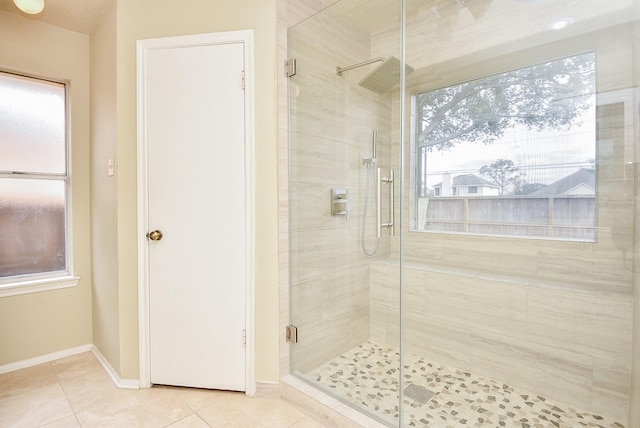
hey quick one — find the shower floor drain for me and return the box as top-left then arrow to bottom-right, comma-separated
403,384 -> 435,404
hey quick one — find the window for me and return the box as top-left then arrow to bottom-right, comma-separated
412,52 -> 597,241
0,71 -> 74,292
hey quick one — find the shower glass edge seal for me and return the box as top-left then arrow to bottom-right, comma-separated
398,0 -> 406,426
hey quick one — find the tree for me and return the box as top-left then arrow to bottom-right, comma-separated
417,53 -> 595,151
479,159 -> 521,196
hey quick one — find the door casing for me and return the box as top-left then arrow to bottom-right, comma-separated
136,29 -> 256,394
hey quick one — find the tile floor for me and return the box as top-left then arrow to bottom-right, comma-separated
0,352 -> 325,428
308,341 -> 627,428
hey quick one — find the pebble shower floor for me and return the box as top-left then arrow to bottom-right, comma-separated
307,341 -> 626,428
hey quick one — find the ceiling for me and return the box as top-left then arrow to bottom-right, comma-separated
0,0 -> 112,34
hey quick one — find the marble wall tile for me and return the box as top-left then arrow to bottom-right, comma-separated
286,0 -> 398,374
387,6 -> 637,303
526,289 -> 632,363
468,329 -> 595,407
280,0 -> 636,424
369,261 -> 632,421
592,358 -> 631,420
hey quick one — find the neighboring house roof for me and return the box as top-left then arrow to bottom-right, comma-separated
433,174 -> 499,188
528,168 -> 595,197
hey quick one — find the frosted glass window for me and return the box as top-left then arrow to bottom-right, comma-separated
412,52 -> 597,241
0,71 -> 68,279
0,73 -> 65,174
0,180 -> 66,277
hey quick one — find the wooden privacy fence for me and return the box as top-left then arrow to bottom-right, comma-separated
420,196 -> 596,240
0,200 -> 65,278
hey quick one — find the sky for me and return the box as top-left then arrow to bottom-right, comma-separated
424,106 -> 596,188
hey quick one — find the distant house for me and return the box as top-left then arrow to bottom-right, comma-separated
432,173 -> 500,197
528,168 -> 595,197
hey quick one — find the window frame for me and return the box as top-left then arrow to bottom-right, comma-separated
0,70 -> 78,297
409,51 -> 598,242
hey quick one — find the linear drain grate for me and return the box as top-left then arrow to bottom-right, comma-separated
403,384 -> 435,404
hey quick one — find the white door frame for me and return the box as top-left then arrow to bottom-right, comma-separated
136,30 -> 256,395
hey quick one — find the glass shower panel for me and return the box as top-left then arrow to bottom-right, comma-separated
402,0 -> 638,426
288,0 -> 403,425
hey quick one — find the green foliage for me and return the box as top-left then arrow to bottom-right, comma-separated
417,53 -> 595,150
479,159 -> 521,195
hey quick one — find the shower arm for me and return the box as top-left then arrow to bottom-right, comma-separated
336,57 -> 385,76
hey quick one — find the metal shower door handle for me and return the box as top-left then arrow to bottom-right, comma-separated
376,168 -> 395,238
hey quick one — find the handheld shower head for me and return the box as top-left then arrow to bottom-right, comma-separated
372,130 -> 377,160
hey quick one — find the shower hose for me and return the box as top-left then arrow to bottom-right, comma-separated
361,162 -> 379,256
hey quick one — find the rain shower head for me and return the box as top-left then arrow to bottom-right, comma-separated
358,57 -> 414,94
337,56 -> 414,94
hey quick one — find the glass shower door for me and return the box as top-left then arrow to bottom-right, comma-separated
287,1 -> 404,425
401,0 -> 638,426
290,0 -> 639,426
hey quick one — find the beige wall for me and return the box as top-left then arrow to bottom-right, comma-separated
0,0 -> 281,383
90,1 -> 120,374
101,0 -> 280,381
0,11 -> 92,365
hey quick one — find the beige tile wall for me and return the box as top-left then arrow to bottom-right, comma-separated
370,261 -> 632,421
286,4 -> 399,373
279,0 -> 638,425
381,25 -> 637,292
369,4 -> 636,423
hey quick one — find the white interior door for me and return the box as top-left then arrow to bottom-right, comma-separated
143,38 -> 247,391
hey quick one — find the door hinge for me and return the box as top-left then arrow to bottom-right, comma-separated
285,58 -> 297,77
241,70 -> 245,90
285,325 -> 298,343
242,329 -> 246,346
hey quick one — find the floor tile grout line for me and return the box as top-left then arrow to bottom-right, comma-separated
51,359 -> 83,428
4,352 -> 324,428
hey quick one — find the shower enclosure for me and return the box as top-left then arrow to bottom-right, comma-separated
286,0 -> 639,426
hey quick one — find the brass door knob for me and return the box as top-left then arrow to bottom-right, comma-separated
147,230 -> 163,241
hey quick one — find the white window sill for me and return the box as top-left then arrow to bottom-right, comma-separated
0,276 -> 80,298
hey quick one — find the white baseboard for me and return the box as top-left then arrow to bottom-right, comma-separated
91,346 -> 139,389
0,345 -> 140,391
0,344 -> 92,374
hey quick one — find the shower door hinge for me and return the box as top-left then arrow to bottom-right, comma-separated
285,58 -> 297,77
285,325 -> 298,343
241,71 -> 245,90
